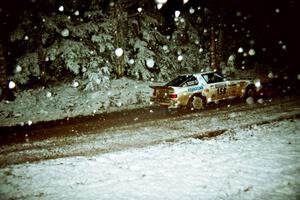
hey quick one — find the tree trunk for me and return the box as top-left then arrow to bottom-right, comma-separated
0,44 -> 14,101
210,26 -> 217,70
111,3 -> 127,78
36,33 -> 46,85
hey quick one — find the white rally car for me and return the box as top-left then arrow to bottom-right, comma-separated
150,71 -> 260,110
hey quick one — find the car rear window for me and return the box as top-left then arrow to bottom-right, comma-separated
166,75 -> 198,87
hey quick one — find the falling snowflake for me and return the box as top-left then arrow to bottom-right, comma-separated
128,59 -> 135,65
155,0 -> 167,4
137,7 -> 142,12
61,29 -> 69,37
162,45 -> 168,51
28,120 -> 33,126
115,48 -> 123,57
257,98 -> 264,104
46,92 -> 52,98
199,48 -> 203,53
236,11 -> 242,17
275,8 -> 280,13
8,81 -> 16,89
157,4 -> 163,9
175,10 -> 180,18
72,81 -> 79,88
248,49 -> 255,56
183,0 -> 189,4
15,65 -> 22,73
282,45 -> 287,50
246,97 -> 254,105
255,80 -> 261,88
177,55 -> 183,61
238,47 -> 244,53
268,72 -> 274,79
189,7 -> 195,14
58,5 -> 64,12
146,58 -> 155,68
74,10 -> 79,16
297,74 -> 300,80
82,67 -> 87,72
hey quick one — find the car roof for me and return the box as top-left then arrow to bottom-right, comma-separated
180,71 -> 217,76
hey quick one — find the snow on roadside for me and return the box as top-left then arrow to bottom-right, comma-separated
0,78 -> 152,127
0,119 -> 299,200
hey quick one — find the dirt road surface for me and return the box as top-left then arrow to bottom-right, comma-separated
0,95 -> 300,199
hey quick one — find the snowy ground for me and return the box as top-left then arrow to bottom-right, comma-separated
0,78 -> 152,127
0,119 -> 299,200
0,96 -> 300,200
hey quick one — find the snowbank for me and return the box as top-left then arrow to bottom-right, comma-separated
0,78 -> 152,127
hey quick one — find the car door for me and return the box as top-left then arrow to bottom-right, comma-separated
202,72 -> 227,101
225,80 -> 238,98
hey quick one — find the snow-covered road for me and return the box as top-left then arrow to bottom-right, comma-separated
0,96 -> 300,199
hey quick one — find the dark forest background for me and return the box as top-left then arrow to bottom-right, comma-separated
0,0 -> 296,99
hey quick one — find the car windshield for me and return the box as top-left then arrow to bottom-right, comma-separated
165,75 -> 193,87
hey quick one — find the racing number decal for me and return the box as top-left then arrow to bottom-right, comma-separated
217,87 -> 226,95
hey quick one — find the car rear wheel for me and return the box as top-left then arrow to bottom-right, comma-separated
188,96 -> 205,110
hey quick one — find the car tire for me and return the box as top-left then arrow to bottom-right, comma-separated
245,86 -> 256,98
188,95 -> 206,110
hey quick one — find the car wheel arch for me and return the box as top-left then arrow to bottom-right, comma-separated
187,93 -> 207,110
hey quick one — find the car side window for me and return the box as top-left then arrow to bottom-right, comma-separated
205,73 -> 224,83
183,76 -> 198,86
